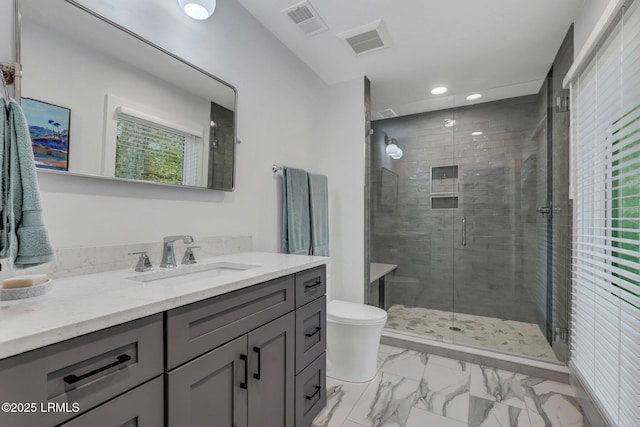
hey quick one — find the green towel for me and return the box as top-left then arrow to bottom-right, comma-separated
308,173 -> 329,256
1,100 -> 55,268
281,167 -> 311,255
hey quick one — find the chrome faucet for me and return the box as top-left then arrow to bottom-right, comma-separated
160,235 -> 194,268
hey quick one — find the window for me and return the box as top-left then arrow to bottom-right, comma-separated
569,1 -> 640,425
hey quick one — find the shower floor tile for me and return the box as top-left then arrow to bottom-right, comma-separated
385,305 -> 557,361
313,344 -> 590,427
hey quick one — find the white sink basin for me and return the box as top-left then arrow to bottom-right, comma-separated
127,262 -> 260,283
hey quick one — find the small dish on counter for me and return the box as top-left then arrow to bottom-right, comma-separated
0,279 -> 54,301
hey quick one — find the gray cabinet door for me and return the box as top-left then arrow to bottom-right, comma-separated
166,336 -> 248,427
247,312 -> 295,427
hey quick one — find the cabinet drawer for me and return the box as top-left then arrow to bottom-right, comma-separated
295,353 -> 326,427
295,266 -> 326,307
166,274 -> 295,369
60,376 -> 163,427
0,314 -> 163,427
295,296 -> 326,374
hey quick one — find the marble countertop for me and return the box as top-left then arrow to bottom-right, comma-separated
0,252 -> 329,360
370,262 -> 397,282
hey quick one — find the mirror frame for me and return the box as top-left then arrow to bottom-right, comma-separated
15,0 -> 238,191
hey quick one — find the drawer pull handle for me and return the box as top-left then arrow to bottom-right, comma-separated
253,346 -> 261,380
63,354 -> 131,385
240,354 -> 248,389
305,327 -> 322,337
305,278 -> 322,289
305,385 -> 322,401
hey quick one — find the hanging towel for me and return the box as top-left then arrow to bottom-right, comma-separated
1,99 -> 55,268
308,173 -> 329,256
281,166 -> 311,255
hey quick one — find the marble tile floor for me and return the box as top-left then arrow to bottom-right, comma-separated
312,345 -> 590,427
385,305 -> 558,361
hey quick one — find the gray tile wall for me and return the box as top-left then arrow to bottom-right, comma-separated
371,96 -> 543,323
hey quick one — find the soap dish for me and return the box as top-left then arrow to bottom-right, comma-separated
0,279 -> 53,301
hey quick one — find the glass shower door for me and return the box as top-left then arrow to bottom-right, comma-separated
449,94 -> 562,362
370,109 -> 457,343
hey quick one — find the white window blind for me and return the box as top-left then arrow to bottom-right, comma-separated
572,1 -> 640,425
115,112 -> 200,186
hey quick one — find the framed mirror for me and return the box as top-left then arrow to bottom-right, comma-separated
17,0 -> 237,191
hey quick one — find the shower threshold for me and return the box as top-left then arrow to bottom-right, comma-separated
380,328 -> 569,383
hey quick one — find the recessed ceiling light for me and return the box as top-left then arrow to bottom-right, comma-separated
466,93 -> 482,101
431,86 -> 448,95
472,131 -> 483,136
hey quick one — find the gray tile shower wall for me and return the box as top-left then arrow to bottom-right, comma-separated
371,96 -> 543,324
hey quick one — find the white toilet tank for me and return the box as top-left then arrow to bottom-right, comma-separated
326,299 -> 387,382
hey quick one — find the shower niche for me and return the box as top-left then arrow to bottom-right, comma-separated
430,164 -> 459,209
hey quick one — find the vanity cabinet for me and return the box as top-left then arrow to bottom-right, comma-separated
0,264 -> 327,427
166,265 -> 326,427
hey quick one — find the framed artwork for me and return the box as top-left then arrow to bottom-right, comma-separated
21,98 -> 70,171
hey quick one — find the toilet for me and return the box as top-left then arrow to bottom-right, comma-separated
326,299 -> 387,382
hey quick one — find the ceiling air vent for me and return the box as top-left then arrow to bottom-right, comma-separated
281,1 -> 328,38
378,109 -> 397,119
337,19 -> 391,56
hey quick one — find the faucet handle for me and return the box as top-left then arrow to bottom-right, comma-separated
129,251 -> 153,272
181,246 -> 200,265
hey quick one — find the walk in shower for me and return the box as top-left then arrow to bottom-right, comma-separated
366,30 -> 573,364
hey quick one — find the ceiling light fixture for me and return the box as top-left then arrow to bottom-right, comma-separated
178,0 -> 216,20
466,93 -> 482,101
431,86 -> 448,95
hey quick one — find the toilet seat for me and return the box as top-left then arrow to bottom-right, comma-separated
327,299 -> 387,325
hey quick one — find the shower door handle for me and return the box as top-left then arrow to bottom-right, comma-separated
462,217 -> 467,247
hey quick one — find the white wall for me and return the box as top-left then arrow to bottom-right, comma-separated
311,78 -> 366,303
0,0 -> 331,252
574,0 -> 611,53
